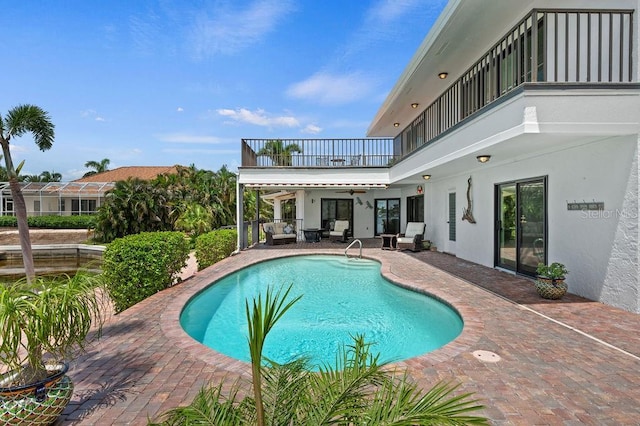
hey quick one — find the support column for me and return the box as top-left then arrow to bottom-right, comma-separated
236,178 -> 244,250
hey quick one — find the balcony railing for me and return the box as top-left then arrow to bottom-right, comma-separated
395,8 -> 635,160
242,9 -> 635,169
241,138 -> 395,168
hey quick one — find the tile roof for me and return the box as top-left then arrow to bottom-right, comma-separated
73,166 -> 179,183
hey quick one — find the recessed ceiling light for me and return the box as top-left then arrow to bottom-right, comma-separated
422,174 -> 431,180
438,72 -> 448,79
393,122 -> 400,127
476,155 -> 491,163
411,103 -> 419,109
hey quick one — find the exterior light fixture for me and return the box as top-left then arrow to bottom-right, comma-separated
411,103 -> 419,109
476,155 -> 491,163
393,122 -> 400,127
438,72 -> 448,79
422,174 -> 431,180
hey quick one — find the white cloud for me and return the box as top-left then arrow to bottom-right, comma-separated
189,0 -> 295,58
177,107 -> 184,112
156,133 -> 226,144
217,108 -> 299,128
286,72 -> 375,105
301,124 -> 322,134
366,0 -> 422,24
80,109 -> 107,122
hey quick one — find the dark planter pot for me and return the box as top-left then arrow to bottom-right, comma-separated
0,362 -> 73,425
535,276 -> 568,300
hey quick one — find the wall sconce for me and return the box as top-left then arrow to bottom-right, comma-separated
411,103 -> 419,109
356,196 -> 363,205
311,198 -> 315,203
422,174 -> 431,180
476,155 -> 491,163
393,122 -> 400,127
438,72 -> 448,79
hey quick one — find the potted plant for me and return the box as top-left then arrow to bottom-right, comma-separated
535,262 -> 569,299
0,273 -> 106,425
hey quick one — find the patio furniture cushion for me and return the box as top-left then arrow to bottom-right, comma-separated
329,220 -> 349,242
396,222 -> 425,252
263,222 -> 297,245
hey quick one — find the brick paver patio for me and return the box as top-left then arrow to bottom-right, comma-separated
59,240 -> 640,425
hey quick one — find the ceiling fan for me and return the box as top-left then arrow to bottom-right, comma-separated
336,189 -> 367,195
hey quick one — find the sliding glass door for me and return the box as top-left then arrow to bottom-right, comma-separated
496,177 -> 546,276
375,198 -> 400,235
321,199 -> 353,236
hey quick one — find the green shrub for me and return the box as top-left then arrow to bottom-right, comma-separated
195,229 -> 237,271
102,231 -> 190,313
0,215 -> 96,229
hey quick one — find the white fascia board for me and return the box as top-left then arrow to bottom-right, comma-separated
238,168 -> 391,186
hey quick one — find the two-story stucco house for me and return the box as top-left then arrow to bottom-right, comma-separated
237,0 -> 640,314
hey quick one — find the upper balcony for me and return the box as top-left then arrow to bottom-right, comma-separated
241,138 -> 395,168
242,8 -> 636,170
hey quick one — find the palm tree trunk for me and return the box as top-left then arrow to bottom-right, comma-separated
8,178 -> 35,283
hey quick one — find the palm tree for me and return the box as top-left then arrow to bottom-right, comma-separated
152,286 -> 488,425
0,105 -> 55,282
257,139 -> 302,166
39,170 -> 62,182
83,158 -> 110,177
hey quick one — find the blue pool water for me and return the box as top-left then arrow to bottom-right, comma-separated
181,255 -> 462,368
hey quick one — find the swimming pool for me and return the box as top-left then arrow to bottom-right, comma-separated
181,255 -> 462,368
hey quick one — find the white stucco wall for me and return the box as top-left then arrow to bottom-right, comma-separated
423,134 -> 639,313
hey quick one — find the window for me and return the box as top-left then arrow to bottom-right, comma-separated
71,199 -> 97,215
281,199 -> 296,223
34,200 -> 41,214
406,195 -> 424,223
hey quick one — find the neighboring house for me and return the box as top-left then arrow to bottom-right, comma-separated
0,166 -> 178,216
237,1 -> 640,314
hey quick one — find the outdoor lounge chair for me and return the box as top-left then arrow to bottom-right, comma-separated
396,222 -> 425,252
329,220 -> 350,242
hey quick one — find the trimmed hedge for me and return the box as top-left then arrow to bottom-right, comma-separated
195,229 -> 237,271
0,215 -> 96,229
102,231 -> 190,313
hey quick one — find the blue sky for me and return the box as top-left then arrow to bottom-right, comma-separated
2,0 -> 447,180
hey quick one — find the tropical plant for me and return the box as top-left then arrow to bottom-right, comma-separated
152,286 -> 488,425
174,202 -> 214,245
536,262 -> 568,280
83,157 -> 110,177
257,139 -> 303,166
0,104 -> 55,282
39,170 -> 62,182
94,178 -> 172,242
0,154 -> 7,181
0,272 -> 106,385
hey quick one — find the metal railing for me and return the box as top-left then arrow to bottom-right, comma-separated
241,9 -> 635,169
395,8 -> 635,160
241,138 -> 395,168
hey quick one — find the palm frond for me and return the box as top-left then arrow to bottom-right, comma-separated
364,379 -> 488,425
149,382 -> 245,425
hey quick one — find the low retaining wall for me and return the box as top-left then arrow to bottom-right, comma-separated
0,244 -> 105,260
0,229 -> 94,245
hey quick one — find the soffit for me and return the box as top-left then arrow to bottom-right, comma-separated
367,0 -> 534,137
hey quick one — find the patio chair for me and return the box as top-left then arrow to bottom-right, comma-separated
396,222 -> 425,252
329,220 -> 350,242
